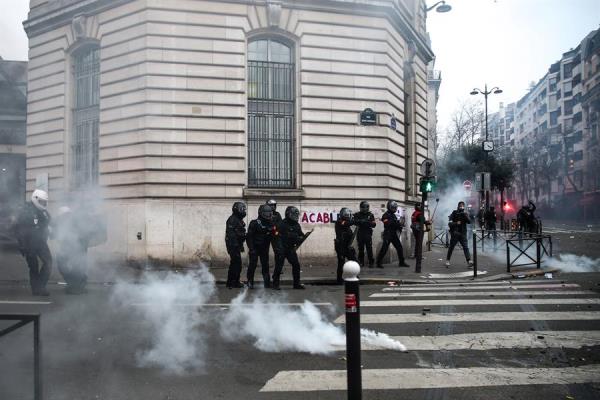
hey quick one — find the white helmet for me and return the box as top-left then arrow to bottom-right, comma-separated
31,189 -> 49,211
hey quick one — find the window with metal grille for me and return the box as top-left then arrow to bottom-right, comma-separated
72,45 -> 100,189
247,39 -> 295,188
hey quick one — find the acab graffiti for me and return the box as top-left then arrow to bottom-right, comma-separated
301,210 -> 337,224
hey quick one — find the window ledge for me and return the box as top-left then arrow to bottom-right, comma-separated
243,188 -> 305,199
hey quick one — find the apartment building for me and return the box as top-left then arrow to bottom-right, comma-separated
23,0 -> 434,265
501,30 -> 598,219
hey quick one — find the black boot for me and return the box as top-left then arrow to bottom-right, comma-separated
293,283 -> 305,290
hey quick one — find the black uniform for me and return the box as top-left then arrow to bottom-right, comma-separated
225,213 -> 246,288
411,208 -> 426,272
246,216 -> 274,288
15,202 -> 52,295
376,211 -> 408,268
446,209 -> 471,262
353,210 -> 376,267
517,202 -> 538,233
272,217 -> 305,289
335,218 -> 357,283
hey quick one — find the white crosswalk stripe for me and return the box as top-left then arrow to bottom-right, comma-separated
370,290 -> 588,297
260,280 -> 600,394
382,283 -> 580,291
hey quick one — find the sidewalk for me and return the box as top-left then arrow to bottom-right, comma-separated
0,239 -> 553,288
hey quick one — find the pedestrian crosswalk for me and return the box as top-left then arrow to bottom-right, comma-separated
260,278 -> 600,396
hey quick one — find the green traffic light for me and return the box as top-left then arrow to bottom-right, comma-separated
426,182 -> 432,192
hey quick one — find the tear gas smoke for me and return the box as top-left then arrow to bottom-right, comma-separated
221,290 -> 406,354
431,180 -> 473,229
111,266 -> 215,374
543,253 -> 600,273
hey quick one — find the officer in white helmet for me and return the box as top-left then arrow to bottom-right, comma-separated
15,189 -> 52,296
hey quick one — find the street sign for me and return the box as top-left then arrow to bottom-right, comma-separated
463,180 -> 472,192
420,158 -> 436,177
484,172 -> 491,191
474,173 -> 483,191
360,108 -> 377,125
390,115 -> 397,130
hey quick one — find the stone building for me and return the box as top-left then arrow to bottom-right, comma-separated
23,0 -> 434,265
0,57 -> 27,233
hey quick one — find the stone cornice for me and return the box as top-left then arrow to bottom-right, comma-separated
24,0 -> 434,62
23,0 -> 134,37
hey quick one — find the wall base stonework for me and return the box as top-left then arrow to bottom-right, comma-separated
90,199 -> 413,268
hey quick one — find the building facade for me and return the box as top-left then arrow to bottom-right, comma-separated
24,0 -> 434,265
496,29 -> 598,220
0,58 -> 27,233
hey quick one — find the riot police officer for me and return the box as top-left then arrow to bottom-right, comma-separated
15,189 -> 52,296
246,204 -> 274,288
445,201 -> 473,267
353,201 -> 376,268
375,200 -> 410,268
334,207 -> 357,283
225,202 -> 247,289
272,206 -> 306,290
266,199 -> 282,225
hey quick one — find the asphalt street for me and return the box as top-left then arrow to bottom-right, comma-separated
2,273 -> 600,399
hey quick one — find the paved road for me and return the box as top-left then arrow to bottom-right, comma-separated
2,274 -> 600,399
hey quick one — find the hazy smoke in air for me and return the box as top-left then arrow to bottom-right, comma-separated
431,180 -> 473,229
111,266 -> 216,374
220,290 -> 406,354
543,254 -> 600,273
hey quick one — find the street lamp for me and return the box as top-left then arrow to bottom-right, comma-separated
470,84 -> 503,212
426,1 -> 452,13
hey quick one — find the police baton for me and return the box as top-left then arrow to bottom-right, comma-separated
343,261 -> 362,400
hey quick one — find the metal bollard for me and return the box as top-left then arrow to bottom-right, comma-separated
343,261 -> 362,400
472,232 -> 477,278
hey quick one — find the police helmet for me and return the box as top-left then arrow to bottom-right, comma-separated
285,206 -> 300,222
258,204 -> 273,221
386,200 -> 398,213
339,207 -> 353,222
232,201 -> 247,218
267,199 -> 277,212
359,201 -> 370,213
31,189 -> 49,211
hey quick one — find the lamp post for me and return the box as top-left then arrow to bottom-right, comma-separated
426,1 -> 452,13
470,84 -> 503,212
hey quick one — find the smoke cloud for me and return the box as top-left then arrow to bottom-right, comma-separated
220,290 -> 406,354
111,266 -> 216,374
543,253 -> 600,273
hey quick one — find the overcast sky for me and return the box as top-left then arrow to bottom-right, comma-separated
1,0 -> 599,133
428,0 -> 600,132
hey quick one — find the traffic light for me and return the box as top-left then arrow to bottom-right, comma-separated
420,178 -> 436,193
569,159 -> 575,169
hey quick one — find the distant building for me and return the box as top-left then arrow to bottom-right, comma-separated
0,57 -> 27,227
23,0 -> 435,265
500,29 -> 598,220
581,29 -> 600,220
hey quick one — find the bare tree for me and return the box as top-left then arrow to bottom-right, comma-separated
441,99 -> 485,153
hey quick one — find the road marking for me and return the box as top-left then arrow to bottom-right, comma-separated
384,279 -> 568,290
361,298 -> 600,307
371,290 -> 590,298
425,271 -> 487,278
0,300 -> 52,305
335,311 -> 600,324
260,365 -> 600,392
351,330 -> 600,351
382,283 -> 580,291
131,302 -> 333,307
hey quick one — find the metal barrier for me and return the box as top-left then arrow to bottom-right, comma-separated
0,314 -> 42,400
430,227 -> 449,248
506,234 -> 552,272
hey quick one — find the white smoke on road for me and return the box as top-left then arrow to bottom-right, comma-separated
543,253 -> 600,273
220,290 -> 406,354
111,266 -> 216,375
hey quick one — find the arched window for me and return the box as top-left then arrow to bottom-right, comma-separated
71,45 -> 100,189
247,38 -> 295,188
